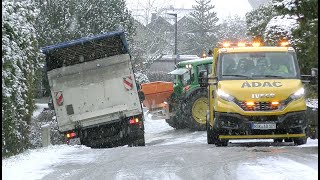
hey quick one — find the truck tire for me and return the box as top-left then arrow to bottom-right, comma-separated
293,137 -> 307,145
166,116 -> 186,129
273,139 -> 283,143
208,125 -> 228,146
183,90 -> 208,131
129,135 -> 145,147
206,114 -> 215,144
165,101 -> 187,129
215,139 -> 229,147
293,127 -> 308,145
213,131 -> 228,147
284,138 -> 293,142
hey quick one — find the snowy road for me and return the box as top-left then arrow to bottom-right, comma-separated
3,108 -> 318,180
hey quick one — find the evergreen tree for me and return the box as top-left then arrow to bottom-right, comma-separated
245,2 -> 279,40
217,15 -> 249,42
188,0 -> 219,55
35,0 -> 136,48
273,0 -> 318,74
263,15 -> 299,46
2,0 -> 41,157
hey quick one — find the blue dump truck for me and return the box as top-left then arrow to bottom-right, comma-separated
41,31 -> 145,148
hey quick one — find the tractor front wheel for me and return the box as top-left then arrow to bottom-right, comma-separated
183,90 -> 208,131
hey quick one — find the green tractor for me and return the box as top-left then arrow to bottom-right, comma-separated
167,57 -> 212,130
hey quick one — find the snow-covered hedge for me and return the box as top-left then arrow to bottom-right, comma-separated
134,72 -> 150,84
30,110 -> 65,148
306,98 -> 318,109
2,0 -> 42,157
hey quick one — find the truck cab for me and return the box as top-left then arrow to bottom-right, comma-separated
202,41 -> 317,146
169,57 -> 213,95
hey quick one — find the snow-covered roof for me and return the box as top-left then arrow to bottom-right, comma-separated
161,54 -> 199,60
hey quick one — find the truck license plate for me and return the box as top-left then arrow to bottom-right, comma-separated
252,123 -> 276,130
69,138 -> 81,145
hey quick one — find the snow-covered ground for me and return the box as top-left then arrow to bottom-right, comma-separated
237,156 -> 318,180
32,103 -> 49,118
306,98 -> 318,109
2,101 -> 318,180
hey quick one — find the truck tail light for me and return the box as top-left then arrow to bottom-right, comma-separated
129,118 -> 139,124
66,132 -> 76,138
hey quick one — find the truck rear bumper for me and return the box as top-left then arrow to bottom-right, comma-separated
82,127 -> 144,147
214,111 -> 307,135
77,115 -> 145,147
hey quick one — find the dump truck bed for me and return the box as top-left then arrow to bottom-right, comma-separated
42,31 -> 142,132
47,54 -> 141,132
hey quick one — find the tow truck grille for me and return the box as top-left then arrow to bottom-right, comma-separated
236,101 -> 278,111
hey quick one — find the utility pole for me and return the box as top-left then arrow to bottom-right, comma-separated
167,13 -> 177,65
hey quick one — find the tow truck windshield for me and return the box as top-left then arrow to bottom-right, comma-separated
219,52 -> 299,80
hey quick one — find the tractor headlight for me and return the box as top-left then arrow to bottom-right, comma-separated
290,87 -> 305,100
217,89 -> 235,102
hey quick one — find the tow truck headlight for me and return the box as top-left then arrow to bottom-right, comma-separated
290,88 -> 305,100
217,90 -> 235,102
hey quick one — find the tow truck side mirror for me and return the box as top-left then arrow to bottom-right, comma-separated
199,70 -> 208,87
311,68 -> 318,77
311,68 -> 318,85
301,68 -> 318,84
211,76 -> 218,85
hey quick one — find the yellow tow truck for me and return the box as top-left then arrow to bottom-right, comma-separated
200,41 -> 318,146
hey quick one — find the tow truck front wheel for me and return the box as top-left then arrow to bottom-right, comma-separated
206,119 -> 215,144
207,124 -> 228,146
293,127 -> 308,145
293,137 -> 307,145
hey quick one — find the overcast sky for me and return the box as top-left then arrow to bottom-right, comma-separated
126,0 -> 253,20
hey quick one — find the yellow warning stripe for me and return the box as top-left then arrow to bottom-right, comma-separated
219,134 -> 305,139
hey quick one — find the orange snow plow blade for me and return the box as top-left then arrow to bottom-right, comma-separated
140,81 -> 174,119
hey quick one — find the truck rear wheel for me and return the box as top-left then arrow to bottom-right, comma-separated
183,90 -> 208,131
129,135 -> 145,147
